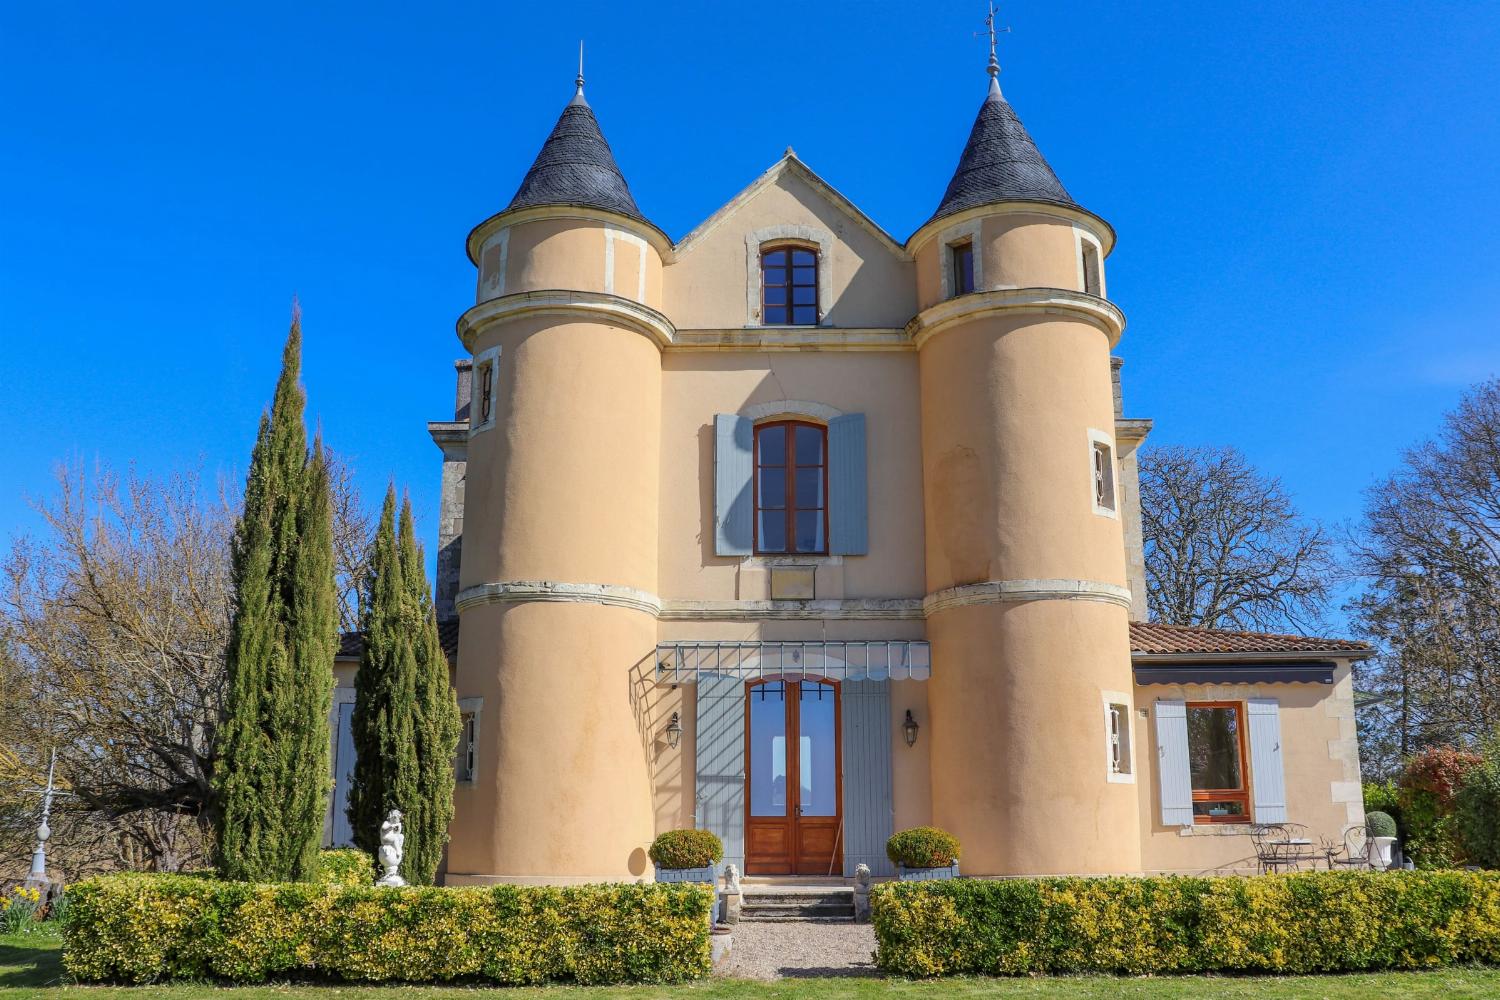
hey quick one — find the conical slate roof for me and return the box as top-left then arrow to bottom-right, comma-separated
505,88 -> 648,223
925,79 -> 1078,228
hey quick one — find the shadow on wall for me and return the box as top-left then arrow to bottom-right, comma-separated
629,651 -> 690,833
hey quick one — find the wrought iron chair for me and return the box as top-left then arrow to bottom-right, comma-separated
1323,823 -> 1372,870
1252,823 -> 1320,873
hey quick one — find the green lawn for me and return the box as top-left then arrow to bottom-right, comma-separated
3,932 -> 1499,999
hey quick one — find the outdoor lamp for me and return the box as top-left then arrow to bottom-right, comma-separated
903,710 -> 919,748
665,711 -> 683,750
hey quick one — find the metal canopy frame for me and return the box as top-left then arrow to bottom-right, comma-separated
656,640 -> 931,684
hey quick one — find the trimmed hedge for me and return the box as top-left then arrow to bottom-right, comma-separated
315,849 -> 374,886
648,829 -> 723,870
871,870 -> 1500,977
63,874 -> 713,985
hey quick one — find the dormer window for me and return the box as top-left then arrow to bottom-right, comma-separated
761,247 -> 818,326
950,240 -> 975,296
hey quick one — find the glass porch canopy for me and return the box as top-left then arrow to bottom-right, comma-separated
655,640 -> 931,684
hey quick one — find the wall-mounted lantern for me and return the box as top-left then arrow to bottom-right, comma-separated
902,710 -> 920,748
665,711 -> 683,750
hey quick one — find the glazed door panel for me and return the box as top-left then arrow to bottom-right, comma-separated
745,679 -> 843,875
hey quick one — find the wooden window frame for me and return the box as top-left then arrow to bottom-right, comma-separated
1187,700 -> 1252,824
753,419 -> 829,555
950,240 -> 975,296
761,245 -> 819,326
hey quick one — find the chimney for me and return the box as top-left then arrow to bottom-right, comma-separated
454,359 -> 473,422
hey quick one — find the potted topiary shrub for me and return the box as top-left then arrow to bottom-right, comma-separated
649,829 -> 724,884
887,826 -> 961,881
1366,810 -> 1398,869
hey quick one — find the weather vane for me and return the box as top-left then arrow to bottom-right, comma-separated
975,2 -> 1010,83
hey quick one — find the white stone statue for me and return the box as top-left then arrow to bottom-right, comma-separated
376,809 -> 406,887
854,862 -> 871,889
723,863 -> 741,894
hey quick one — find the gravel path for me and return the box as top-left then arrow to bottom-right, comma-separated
716,919 -> 879,980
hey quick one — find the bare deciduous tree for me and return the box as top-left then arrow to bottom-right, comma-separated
0,456 -> 374,875
1350,378 -> 1500,777
1141,444 -> 1336,632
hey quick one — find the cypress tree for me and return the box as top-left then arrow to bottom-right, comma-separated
213,311 -> 337,882
348,487 -> 419,861
398,496 -> 461,885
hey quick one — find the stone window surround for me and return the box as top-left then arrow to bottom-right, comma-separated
604,225 -> 648,304
477,227 -> 510,301
745,224 -> 833,327
739,399 -> 845,566
1088,428 -> 1119,519
937,218 -> 984,300
1103,689 -> 1135,784
456,696 -> 483,786
470,346 -> 500,437
1074,224 -> 1106,298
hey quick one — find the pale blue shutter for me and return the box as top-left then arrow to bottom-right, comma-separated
714,414 -> 753,556
841,680 -> 895,876
1154,699 -> 1194,827
331,702 -> 356,847
695,673 -> 746,872
829,413 -> 868,555
1247,698 -> 1288,823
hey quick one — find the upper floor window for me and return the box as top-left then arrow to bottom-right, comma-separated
761,246 -> 818,326
1090,432 -> 1117,515
1188,701 -> 1249,823
1080,240 -> 1102,296
950,240 -> 975,296
754,420 -> 827,553
471,346 -> 500,435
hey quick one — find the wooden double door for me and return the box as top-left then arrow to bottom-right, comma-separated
745,678 -> 843,875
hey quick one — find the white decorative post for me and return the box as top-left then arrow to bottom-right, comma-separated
376,809 -> 406,887
24,749 -> 57,889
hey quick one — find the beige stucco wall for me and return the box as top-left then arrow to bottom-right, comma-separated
1135,663 -> 1364,875
448,601 -> 657,882
476,217 -> 665,311
461,313 -> 661,593
664,167 -> 914,329
927,599 -> 1140,875
914,212 -> 1103,312
657,351 -> 924,604
918,313 -> 1127,590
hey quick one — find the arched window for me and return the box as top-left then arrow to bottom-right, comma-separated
761,246 -> 818,326
754,420 -> 827,554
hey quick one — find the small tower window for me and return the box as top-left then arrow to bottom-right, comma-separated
754,420 -> 827,553
762,246 -> 818,326
471,346 -> 500,434
1081,241 -> 1102,296
1090,432 -> 1117,515
950,240 -> 975,296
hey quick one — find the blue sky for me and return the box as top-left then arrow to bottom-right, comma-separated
3,1 -> 1499,603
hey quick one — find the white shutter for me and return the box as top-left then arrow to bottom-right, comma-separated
1154,699 -> 1193,827
1247,698 -> 1288,823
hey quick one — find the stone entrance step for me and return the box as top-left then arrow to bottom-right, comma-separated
739,888 -> 856,922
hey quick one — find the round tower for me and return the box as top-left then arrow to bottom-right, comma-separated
446,74 -> 669,883
912,66 -> 1142,875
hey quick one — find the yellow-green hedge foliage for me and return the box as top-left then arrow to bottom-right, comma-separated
871,870 -> 1500,977
63,874 -> 712,985
315,849 -> 374,886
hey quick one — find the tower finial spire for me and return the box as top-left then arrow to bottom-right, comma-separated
576,40 -> 585,94
974,2 -> 1009,95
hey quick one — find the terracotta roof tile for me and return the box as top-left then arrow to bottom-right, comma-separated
1130,621 -> 1371,657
